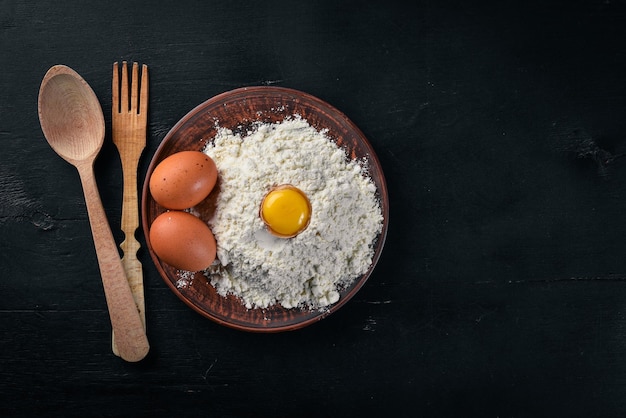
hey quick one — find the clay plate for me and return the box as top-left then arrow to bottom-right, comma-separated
142,86 -> 389,332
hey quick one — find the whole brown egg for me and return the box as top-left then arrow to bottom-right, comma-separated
149,210 -> 217,271
149,151 -> 217,210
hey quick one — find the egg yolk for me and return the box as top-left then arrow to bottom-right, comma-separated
261,186 -> 311,238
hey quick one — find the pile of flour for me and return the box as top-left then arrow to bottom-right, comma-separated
202,116 -> 383,310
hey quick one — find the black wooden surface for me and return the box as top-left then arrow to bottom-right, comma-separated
2,0 -> 626,416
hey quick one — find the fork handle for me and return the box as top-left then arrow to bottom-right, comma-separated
120,174 -> 145,329
112,155 -> 146,356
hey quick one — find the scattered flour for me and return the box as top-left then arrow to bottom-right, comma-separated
202,116 -> 383,310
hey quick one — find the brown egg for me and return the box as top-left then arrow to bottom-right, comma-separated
149,151 -> 217,210
149,210 -> 216,271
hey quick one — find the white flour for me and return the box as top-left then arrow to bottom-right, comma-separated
202,116 -> 383,310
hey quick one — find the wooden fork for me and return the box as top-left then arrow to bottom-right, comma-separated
111,61 -> 148,356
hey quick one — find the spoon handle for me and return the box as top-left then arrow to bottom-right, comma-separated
76,161 -> 150,362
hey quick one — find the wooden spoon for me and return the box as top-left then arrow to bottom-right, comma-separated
38,65 -> 149,362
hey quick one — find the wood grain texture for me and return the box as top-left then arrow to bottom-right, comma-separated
38,65 -> 149,362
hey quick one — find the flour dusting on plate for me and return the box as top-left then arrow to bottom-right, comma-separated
202,116 -> 383,310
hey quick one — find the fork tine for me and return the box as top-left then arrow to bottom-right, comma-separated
130,62 -> 139,113
140,64 -> 148,116
120,61 -> 129,112
112,62 -> 119,113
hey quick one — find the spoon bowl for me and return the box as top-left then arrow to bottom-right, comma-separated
38,65 -> 149,362
38,69 -> 105,163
